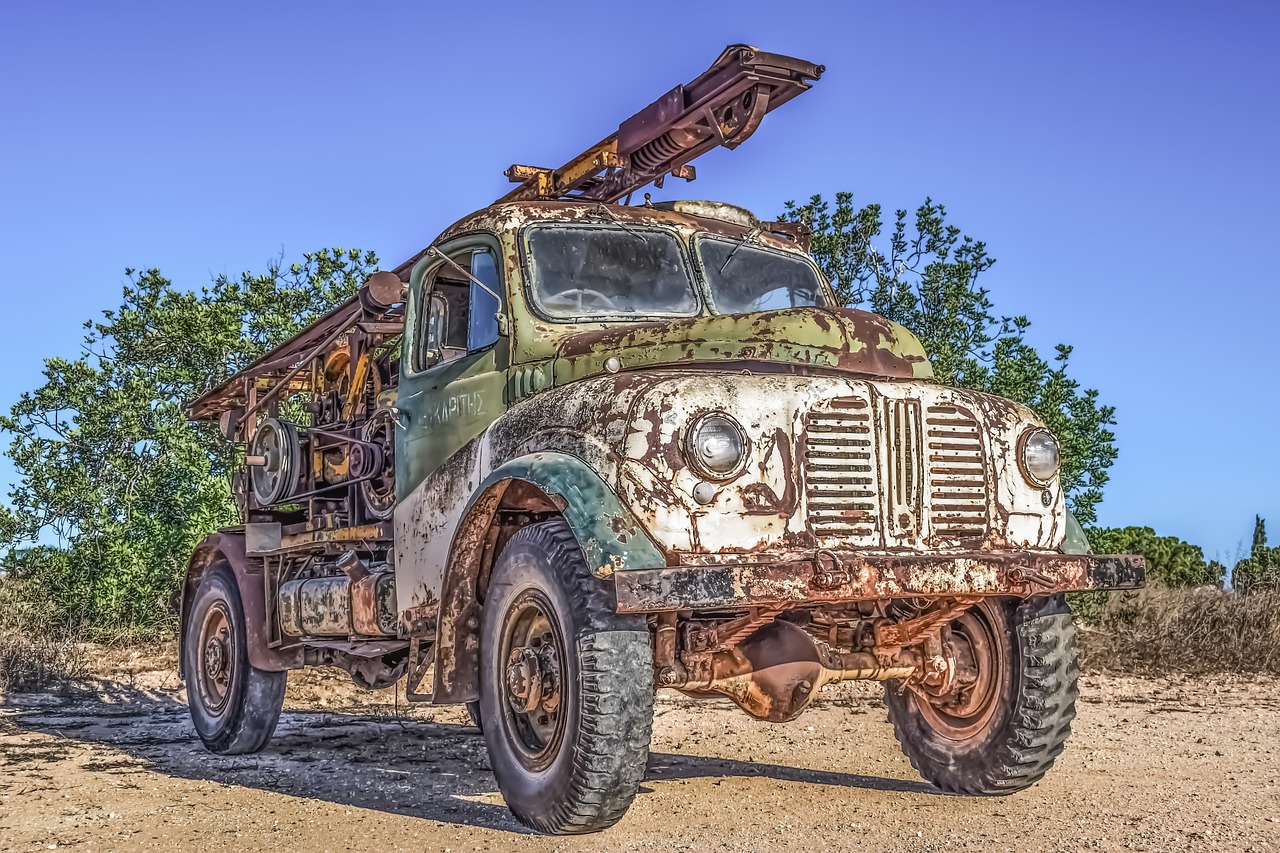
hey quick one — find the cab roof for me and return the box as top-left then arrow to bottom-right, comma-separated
390,200 -> 810,281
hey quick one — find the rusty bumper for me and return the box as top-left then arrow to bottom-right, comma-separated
613,551 -> 1146,613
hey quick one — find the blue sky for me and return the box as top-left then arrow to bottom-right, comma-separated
1,2 -> 1276,563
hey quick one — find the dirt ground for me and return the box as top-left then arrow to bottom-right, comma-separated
1,648 -> 1278,853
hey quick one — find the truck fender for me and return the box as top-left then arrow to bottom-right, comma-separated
179,532 -> 302,677
431,450 -> 665,703
1059,510 -> 1091,555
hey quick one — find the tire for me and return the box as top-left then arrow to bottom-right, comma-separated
183,562 -> 287,755
884,595 -> 1079,795
466,700 -> 483,731
479,519 -> 654,834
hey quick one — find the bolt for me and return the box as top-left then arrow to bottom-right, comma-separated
657,667 -> 681,687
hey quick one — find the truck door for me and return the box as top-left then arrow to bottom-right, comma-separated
396,238 -> 508,499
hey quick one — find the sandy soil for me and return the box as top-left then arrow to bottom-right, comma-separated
1,648 -> 1278,853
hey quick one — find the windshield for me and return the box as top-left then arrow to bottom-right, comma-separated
696,235 -> 831,314
526,225 -> 699,319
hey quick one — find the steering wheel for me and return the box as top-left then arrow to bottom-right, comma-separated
545,287 -> 620,312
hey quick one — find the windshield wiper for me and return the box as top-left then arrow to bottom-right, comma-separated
590,202 -> 642,237
719,227 -> 764,274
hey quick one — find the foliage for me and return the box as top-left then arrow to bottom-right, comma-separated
1087,526 -> 1223,587
782,192 -> 1117,523
0,249 -> 375,635
1232,515 -> 1280,593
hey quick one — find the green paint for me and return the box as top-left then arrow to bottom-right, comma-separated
473,451 -> 666,573
1060,510 -> 1091,555
397,235 -> 510,500
548,307 -> 933,392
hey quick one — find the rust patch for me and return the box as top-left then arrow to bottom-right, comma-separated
614,551 -> 1147,613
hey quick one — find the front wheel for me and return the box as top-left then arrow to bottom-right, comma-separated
885,595 -> 1079,795
479,519 -> 654,834
183,562 -> 286,755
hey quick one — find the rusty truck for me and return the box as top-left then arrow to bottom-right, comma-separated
180,45 -> 1145,834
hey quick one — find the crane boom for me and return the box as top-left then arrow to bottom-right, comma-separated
500,44 -> 824,204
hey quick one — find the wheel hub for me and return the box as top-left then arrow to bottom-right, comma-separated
196,602 -> 235,716
204,636 -> 227,679
505,644 -> 561,715
908,602 -> 1005,740
498,590 -> 568,770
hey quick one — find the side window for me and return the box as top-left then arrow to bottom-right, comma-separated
425,293 -> 448,349
468,250 -> 502,351
413,245 -> 505,372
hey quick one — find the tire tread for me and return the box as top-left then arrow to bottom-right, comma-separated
886,595 -> 1079,795
487,520 -> 653,834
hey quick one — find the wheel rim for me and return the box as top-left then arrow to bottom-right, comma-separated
196,601 -> 236,716
910,603 -> 1006,741
497,588 -> 568,772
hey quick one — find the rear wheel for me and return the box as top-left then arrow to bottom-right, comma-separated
479,519 -> 654,834
184,562 -> 286,755
885,595 -> 1079,794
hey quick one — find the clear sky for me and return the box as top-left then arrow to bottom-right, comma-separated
1,2 -> 1276,563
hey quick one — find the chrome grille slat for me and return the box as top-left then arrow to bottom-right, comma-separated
804,397 -> 991,545
804,397 -> 878,542
926,404 -> 988,539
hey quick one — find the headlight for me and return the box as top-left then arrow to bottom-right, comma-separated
1019,428 -> 1060,485
685,412 -> 748,480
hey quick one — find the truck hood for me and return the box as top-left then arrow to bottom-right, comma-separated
550,307 -> 934,384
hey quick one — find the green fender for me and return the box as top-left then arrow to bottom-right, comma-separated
1059,509 -> 1091,555
430,450 -> 665,703
475,450 -> 666,574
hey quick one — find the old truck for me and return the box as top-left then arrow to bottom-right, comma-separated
180,45 -> 1145,834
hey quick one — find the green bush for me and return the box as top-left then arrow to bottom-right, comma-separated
1087,526 -> 1222,587
1232,516 -> 1280,593
0,249 -> 373,634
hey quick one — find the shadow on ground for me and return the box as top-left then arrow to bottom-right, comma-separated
0,681 -> 935,836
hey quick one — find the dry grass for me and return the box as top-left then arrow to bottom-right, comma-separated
0,631 -> 89,693
0,578 -> 91,694
1079,586 -> 1280,675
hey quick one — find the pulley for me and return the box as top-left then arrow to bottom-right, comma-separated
359,408 -> 397,520
248,417 -> 303,506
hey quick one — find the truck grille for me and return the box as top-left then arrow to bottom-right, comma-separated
925,404 -> 989,539
884,399 -> 923,540
803,397 -> 878,541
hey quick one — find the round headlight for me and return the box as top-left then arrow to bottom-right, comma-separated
686,413 -> 748,479
1019,428 -> 1060,485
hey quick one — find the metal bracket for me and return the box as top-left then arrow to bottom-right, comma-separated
405,637 -> 434,702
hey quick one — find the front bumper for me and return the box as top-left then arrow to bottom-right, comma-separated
613,550 -> 1146,613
